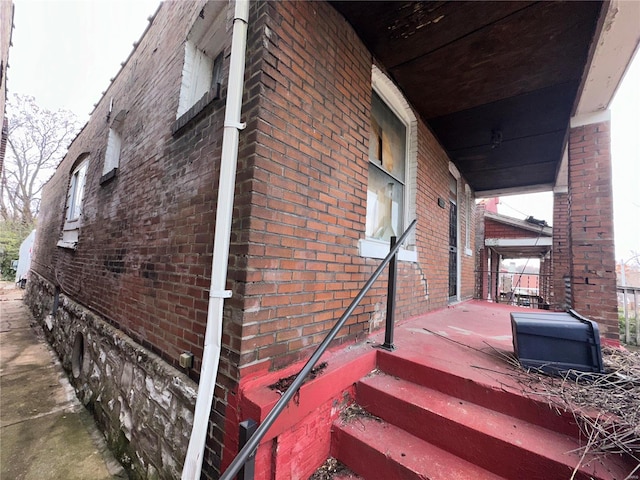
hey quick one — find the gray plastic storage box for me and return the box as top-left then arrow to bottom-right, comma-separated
511,310 -> 604,375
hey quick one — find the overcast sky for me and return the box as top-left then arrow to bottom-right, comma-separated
6,0 -> 639,262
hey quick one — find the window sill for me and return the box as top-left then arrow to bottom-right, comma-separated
57,239 -> 78,250
100,167 -> 118,185
58,225 -> 80,250
358,238 -> 417,262
172,83 -> 221,136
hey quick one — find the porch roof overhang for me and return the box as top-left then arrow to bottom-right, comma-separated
485,237 -> 552,258
483,211 -> 552,258
485,211 -> 553,237
330,1 -> 638,196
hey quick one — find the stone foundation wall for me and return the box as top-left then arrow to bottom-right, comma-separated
25,272 -> 197,480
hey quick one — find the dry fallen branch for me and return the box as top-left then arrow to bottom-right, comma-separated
502,347 -> 640,470
309,457 -> 353,480
340,403 -> 382,425
425,330 -> 640,472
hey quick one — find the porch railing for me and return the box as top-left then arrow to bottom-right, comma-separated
475,269 -> 553,309
219,219 -> 417,480
618,285 -> 639,345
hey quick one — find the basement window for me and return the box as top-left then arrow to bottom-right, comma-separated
58,155 -> 89,249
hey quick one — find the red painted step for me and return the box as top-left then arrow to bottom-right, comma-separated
332,416 -> 507,480
356,372 -> 633,480
376,350 -> 580,437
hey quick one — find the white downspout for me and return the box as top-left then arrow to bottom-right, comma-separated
182,1 -> 249,479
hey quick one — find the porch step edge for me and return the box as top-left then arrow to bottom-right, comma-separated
376,350 -> 580,436
357,372 -> 632,480
332,416 -> 508,480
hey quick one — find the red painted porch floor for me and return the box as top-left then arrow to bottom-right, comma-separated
370,299 -> 534,392
327,300 -> 638,480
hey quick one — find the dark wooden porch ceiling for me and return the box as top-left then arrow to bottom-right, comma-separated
331,1 -> 604,195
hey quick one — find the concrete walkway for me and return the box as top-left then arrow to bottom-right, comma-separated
0,283 -> 125,480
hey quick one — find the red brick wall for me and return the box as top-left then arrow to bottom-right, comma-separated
30,0 -> 477,475
233,0 -> 475,376
508,273 -> 540,291
475,203 -> 487,299
32,0 -> 218,374
29,2 -> 236,474
1,0 -> 12,161
540,252 -> 551,303
460,188 -> 477,300
484,218 -> 539,239
567,120 -> 618,339
551,191 -> 571,310
32,0 -> 475,380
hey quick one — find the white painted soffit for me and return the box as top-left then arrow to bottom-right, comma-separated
575,0 -> 640,116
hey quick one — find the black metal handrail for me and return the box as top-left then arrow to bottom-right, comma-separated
220,219 -> 417,480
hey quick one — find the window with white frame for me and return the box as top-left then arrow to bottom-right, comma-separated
67,160 -> 88,222
176,1 -> 227,118
359,65 -> 418,262
102,109 -> 126,178
58,155 -> 89,249
103,128 -> 122,174
367,92 -> 405,241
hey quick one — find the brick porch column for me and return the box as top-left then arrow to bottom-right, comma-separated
567,113 -> 618,342
478,247 -> 489,301
475,203 -> 488,300
551,191 -> 570,310
539,251 -> 551,307
489,249 -> 500,303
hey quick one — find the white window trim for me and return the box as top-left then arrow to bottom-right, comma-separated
449,162 -> 462,301
176,1 -> 228,119
177,41 -> 214,118
359,65 -> 418,262
464,183 -> 473,256
58,158 -> 89,250
103,128 -> 122,175
102,108 -> 126,178
359,238 -> 418,262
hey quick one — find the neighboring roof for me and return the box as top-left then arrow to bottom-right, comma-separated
484,211 -> 552,237
483,211 -> 552,258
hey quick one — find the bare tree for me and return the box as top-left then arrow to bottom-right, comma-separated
1,94 -> 80,225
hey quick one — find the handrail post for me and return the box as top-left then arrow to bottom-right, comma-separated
380,236 -> 397,351
238,419 -> 257,480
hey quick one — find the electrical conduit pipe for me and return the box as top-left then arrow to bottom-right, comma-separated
181,1 -> 249,478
